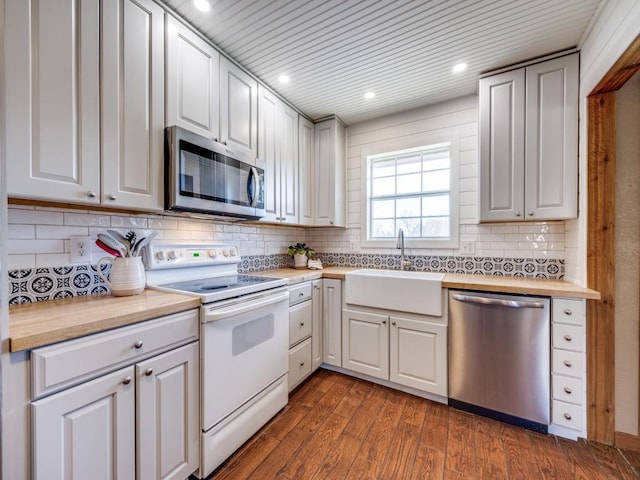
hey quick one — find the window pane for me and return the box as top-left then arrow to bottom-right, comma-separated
371,219 -> 396,238
423,170 -> 449,192
397,173 -> 421,194
371,199 -> 395,219
397,218 -> 421,237
371,159 -> 395,178
422,194 -> 449,215
372,177 -> 396,196
422,217 -> 450,237
423,156 -> 449,171
396,197 -> 421,217
397,155 -> 422,174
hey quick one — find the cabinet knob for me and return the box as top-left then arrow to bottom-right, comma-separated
300,321 -> 305,326
145,368 -> 153,377
382,320 -> 386,325
528,211 -> 534,216
515,211 -> 521,217
299,292 -> 304,297
87,190 -> 97,198
330,220 -> 334,225
134,340 -> 144,349
563,413 -> 572,421
563,360 -> 573,368
299,361 -> 305,367
108,193 -> 117,201
564,387 -> 572,395
563,335 -> 572,342
391,321 -> 396,326
122,376 -> 132,385
564,309 -> 572,315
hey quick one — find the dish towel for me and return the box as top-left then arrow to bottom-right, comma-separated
307,259 -> 323,270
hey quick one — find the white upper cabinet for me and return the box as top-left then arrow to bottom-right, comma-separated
5,0 -> 101,204
258,86 -> 298,224
101,0 -> 165,211
298,117 -> 315,226
166,15 -> 220,140
220,57 -> 258,160
479,53 -> 578,221
314,117 -> 347,227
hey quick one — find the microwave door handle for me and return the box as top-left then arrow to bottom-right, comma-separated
248,166 -> 259,207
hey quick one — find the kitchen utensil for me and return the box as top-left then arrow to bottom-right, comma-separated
97,256 -> 146,296
106,230 -> 130,249
125,231 -> 137,250
97,233 -> 127,257
95,239 -> 121,257
132,231 -> 158,256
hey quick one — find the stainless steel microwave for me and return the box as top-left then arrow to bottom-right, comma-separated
165,126 -> 265,220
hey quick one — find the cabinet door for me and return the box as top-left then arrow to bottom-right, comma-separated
311,280 -> 323,371
342,309 -> 389,380
299,117 -> 315,226
524,54 -> 578,220
279,103 -> 299,223
258,86 -> 281,222
32,367 -> 135,480
136,342 -> 199,480
479,69 -> 526,221
322,279 -> 342,367
220,57 -> 258,159
390,316 -> 447,396
102,0 -> 164,211
166,15 -> 220,140
314,118 -> 346,227
5,0 -> 101,204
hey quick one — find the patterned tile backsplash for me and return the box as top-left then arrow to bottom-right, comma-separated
9,253 -> 563,305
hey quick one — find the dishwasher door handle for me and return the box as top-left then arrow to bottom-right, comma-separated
452,294 -> 546,309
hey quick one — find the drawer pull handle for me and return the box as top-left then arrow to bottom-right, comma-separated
563,360 -> 573,368
564,308 -> 572,315
564,387 -> 572,394
300,321 -> 305,326
122,376 -> 132,385
563,413 -> 572,421
145,368 -> 153,377
299,292 -> 304,297
382,320 -> 387,325
134,340 -> 144,349
563,335 -> 572,342
299,361 -> 305,367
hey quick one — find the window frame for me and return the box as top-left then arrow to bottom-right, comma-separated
360,132 -> 459,249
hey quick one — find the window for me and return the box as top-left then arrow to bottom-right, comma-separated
365,142 -> 458,248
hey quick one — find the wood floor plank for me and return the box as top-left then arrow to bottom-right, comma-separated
620,448 -> 640,477
209,370 -> 640,480
445,409 -> 477,476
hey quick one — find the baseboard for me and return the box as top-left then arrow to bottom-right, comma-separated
615,431 -> 640,451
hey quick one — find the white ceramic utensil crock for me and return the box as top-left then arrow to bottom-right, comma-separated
97,256 -> 146,296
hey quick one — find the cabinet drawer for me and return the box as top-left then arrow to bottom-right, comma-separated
552,374 -> 583,405
552,298 -> 585,326
552,399 -> 583,431
289,283 -> 312,306
288,338 -> 312,391
552,323 -> 584,352
289,300 -> 312,347
32,309 -> 199,399
552,349 -> 583,377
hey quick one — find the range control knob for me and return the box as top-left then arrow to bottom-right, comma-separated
229,249 -> 237,257
167,250 -> 177,260
222,249 -> 229,257
155,250 -> 165,261
208,249 -> 217,258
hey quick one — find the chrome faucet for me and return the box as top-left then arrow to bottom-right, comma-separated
396,228 -> 412,270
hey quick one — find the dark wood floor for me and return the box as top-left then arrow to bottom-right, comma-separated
209,369 -> 640,479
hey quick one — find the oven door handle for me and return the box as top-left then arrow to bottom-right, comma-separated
203,290 -> 289,322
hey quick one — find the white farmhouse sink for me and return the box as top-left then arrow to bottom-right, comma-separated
344,269 -> 445,316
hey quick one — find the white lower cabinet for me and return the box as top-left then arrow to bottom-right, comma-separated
342,308 -> 447,396
311,280 -> 323,370
322,279 -> 343,367
30,311 -> 200,480
288,281 -> 322,391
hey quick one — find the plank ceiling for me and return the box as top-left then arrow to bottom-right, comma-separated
161,0 -> 603,125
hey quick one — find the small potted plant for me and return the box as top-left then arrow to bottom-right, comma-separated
287,242 -> 315,269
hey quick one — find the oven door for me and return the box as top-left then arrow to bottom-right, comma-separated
201,289 -> 289,430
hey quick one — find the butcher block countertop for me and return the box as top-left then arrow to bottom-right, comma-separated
255,267 -> 601,300
8,289 -> 200,352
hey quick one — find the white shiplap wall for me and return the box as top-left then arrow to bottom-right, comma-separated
307,95 -> 566,259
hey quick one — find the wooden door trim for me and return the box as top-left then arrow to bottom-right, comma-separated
586,34 -> 640,445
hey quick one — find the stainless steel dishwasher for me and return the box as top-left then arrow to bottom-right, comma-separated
448,290 -> 550,432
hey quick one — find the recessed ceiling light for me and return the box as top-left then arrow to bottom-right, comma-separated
364,91 -> 375,100
452,62 -> 467,73
193,0 -> 211,12
278,74 -> 290,84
